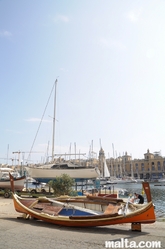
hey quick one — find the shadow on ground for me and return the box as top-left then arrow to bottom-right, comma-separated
1,216 -> 149,241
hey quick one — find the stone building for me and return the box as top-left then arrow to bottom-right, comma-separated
105,149 -> 165,180
131,149 -> 165,180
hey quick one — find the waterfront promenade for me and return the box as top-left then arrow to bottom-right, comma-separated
0,197 -> 165,249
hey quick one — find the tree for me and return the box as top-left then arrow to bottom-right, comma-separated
48,174 -> 77,196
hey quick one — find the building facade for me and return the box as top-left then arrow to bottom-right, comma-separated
104,149 -> 165,180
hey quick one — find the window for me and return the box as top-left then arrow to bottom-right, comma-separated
157,161 -> 161,171
135,163 -> 138,172
141,163 -> 144,171
152,162 -> 155,171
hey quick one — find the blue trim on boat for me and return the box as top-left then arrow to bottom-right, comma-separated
58,208 -> 94,216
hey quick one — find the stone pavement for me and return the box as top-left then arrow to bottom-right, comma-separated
0,197 -> 165,249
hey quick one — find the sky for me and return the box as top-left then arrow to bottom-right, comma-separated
1,0 -> 165,165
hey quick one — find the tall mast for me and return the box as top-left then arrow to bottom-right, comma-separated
52,79 -> 58,161
112,143 -> 116,177
131,154 -> 134,178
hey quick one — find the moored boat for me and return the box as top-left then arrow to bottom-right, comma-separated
0,167 -> 20,179
25,162 -> 99,183
0,167 -> 25,191
0,176 -> 25,191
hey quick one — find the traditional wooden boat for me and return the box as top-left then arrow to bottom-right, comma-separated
10,173 -> 156,227
11,191 -> 155,227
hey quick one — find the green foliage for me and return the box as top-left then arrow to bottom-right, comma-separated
48,174 -> 76,197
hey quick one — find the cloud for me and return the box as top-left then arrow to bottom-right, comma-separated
52,14 -> 69,23
0,30 -> 12,37
126,9 -> 143,23
25,118 -> 51,123
99,37 -> 126,50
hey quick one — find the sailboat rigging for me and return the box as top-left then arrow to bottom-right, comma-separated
26,81 -> 56,163
25,80 -> 99,182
